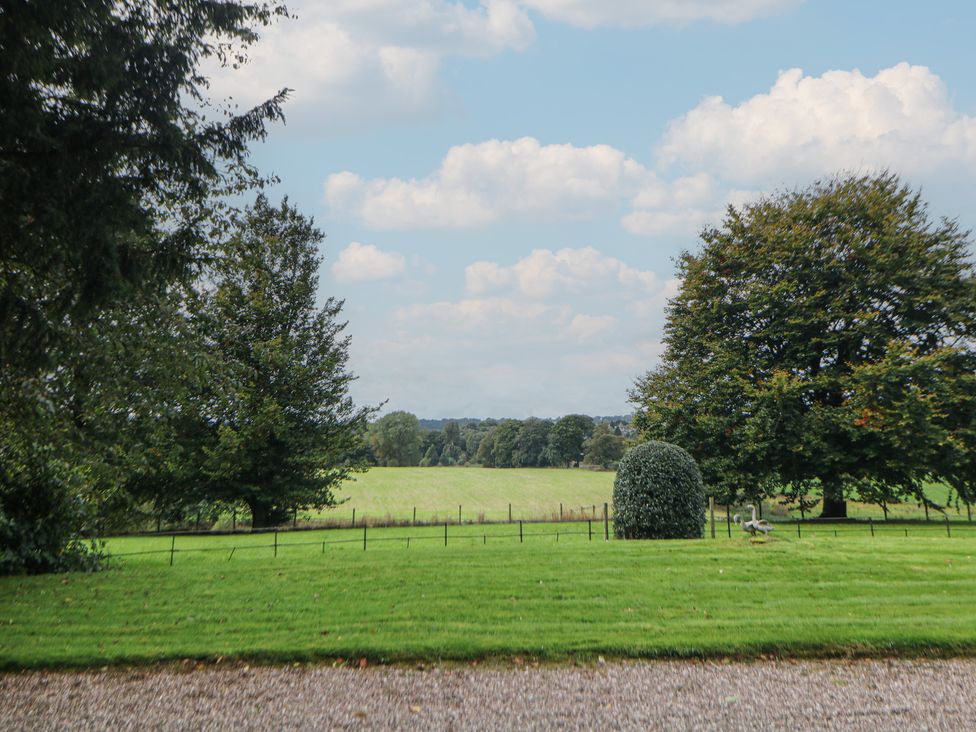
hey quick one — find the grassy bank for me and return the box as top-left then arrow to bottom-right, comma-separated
2,527 -> 975,669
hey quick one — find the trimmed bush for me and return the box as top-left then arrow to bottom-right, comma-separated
613,441 -> 705,539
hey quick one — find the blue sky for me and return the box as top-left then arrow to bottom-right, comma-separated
210,0 -> 976,418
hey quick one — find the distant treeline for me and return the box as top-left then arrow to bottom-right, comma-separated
364,412 -> 633,469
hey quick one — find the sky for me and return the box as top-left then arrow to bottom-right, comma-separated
208,0 -> 976,419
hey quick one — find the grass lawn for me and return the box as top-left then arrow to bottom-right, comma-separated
2,525 -> 976,669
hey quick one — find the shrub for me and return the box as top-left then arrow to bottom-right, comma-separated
612,441 -> 705,539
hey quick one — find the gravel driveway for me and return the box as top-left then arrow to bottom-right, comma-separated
2,659 -> 975,731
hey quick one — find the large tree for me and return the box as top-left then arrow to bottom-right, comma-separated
369,412 -> 423,467
632,173 -> 976,517
0,0 -> 287,571
548,414 -> 595,467
194,197 -> 373,528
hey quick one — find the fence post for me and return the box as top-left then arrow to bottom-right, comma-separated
509,503 -> 512,523
727,506 -> 732,538
946,515 -> 951,538
445,521 -> 448,547
603,503 -> 609,542
709,497 -> 716,539
322,541 -> 325,554
869,517 -> 874,537
588,520 -> 592,541
293,508 -> 298,528
458,505 -> 462,525
560,503 -> 563,521
274,530 -> 278,558
352,508 -> 356,528
519,520 -> 523,543
364,524 -> 367,550
232,509 -> 236,532
169,535 -> 175,566
413,507 -> 417,525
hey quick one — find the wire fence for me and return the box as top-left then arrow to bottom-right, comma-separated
105,500 -> 976,567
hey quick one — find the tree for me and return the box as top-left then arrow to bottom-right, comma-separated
514,418 -> 553,467
0,1 -> 288,571
194,197 -> 373,528
583,422 -> 625,469
548,414 -> 595,467
369,412 -> 423,467
1,0 -> 288,375
632,173 -> 976,517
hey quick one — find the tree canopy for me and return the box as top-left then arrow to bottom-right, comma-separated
632,173 -> 976,517
192,197 -> 373,527
1,1 -> 288,570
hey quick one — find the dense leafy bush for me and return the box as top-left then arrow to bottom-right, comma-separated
612,441 -> 705,539
0,440 -> 102,575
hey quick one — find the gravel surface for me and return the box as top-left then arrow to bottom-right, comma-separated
2,659 -> 975,731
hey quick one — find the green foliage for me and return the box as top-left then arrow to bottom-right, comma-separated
632,173 -> 976,517
370,412 -> 423,467
613,441 -> 705,539
190,197 -> 374,527
583,422 -> 625,469
0,430 -> 102,574
514,418 -> 553,467
0,1 -> 288,571
548,414 -> 595,467
0,0 -> 288,375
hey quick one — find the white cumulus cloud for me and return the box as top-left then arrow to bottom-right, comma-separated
325,137 -> 649,229
205,0 -> 535,132
520,0 -> 802,29
658,63 -> 976,182
466,247 -> 661,298
332,242 -> 406,282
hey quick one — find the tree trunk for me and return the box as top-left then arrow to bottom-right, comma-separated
248,499 -> 271,529
820,479 -> 847,518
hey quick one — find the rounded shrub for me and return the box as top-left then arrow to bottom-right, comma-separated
612,441 -> 705,539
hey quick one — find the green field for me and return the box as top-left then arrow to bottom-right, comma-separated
254,467 -> 970,527
2,525 -> 976,669
315,467 -> 615,524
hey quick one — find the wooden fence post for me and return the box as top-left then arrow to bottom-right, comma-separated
445,521 -> 448,546
603,503 -> 609,542
709,497 -> 716,539
519,520 -> 523,543
274,530 -> 278,558
363,524 -> 367,550
169,535 -> 175,567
